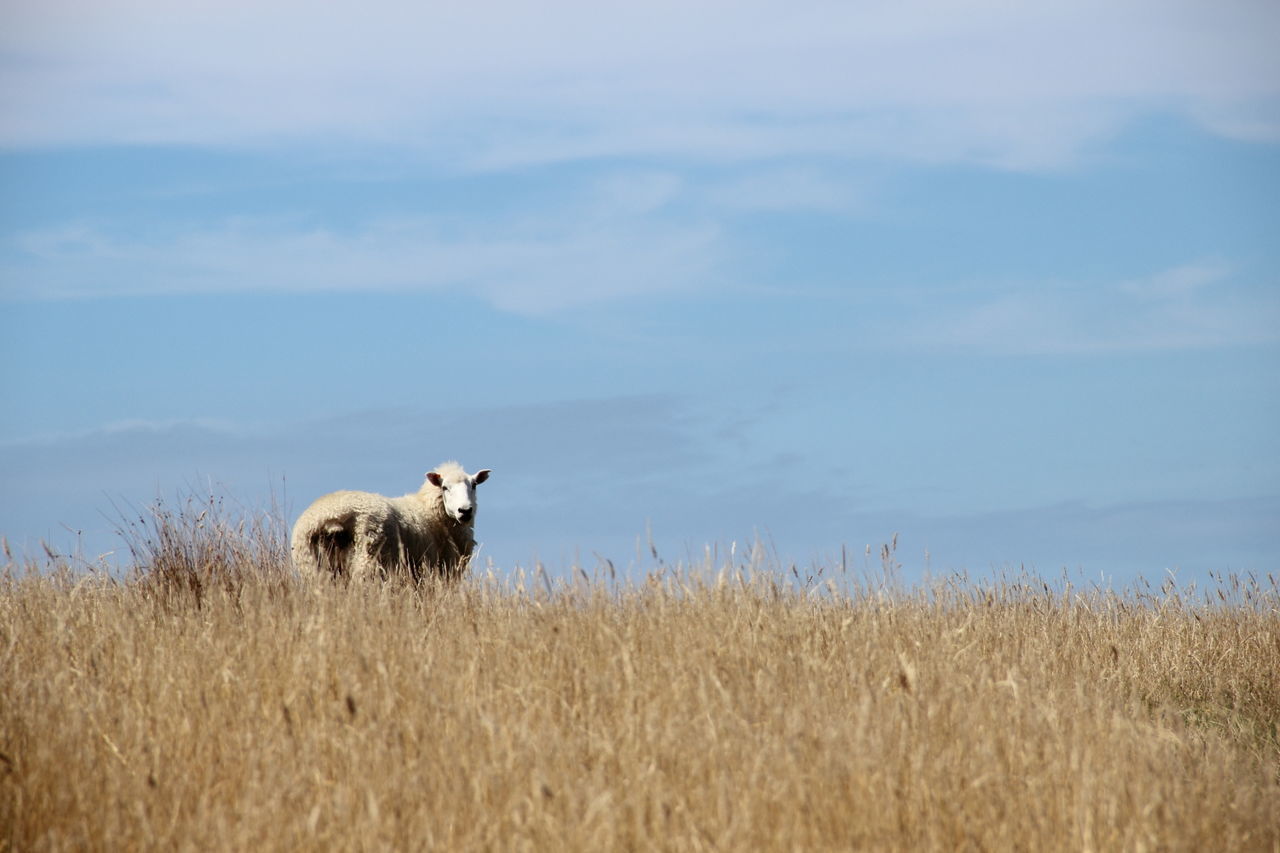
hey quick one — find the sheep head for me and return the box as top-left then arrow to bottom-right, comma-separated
426,464 -> 491,525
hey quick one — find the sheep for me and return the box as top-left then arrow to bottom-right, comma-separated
290,461 -> 491,583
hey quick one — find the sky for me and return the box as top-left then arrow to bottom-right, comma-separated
2,0 -> 1278,584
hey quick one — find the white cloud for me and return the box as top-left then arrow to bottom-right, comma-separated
584,171 -> 685,217
1118,262 -> 1231,301
1,202 -> 724,314
1191,98 -> 1280,144
907,262 -> 1280,354
704,167 -> 864,214
0,417 -> 243,450
3,0 -> 1277,167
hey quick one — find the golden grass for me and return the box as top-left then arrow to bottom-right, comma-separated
2,505 -> 1278,851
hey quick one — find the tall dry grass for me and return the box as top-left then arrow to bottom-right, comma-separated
1,498 -> 1278,851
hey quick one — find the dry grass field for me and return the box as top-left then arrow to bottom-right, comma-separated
2,497 -> 1278,851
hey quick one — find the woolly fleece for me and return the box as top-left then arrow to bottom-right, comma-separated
290,461 -> 485,582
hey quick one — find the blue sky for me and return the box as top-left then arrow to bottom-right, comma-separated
2,0 -> 1278,583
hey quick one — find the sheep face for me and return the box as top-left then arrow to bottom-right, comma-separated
427,467 -> 491,524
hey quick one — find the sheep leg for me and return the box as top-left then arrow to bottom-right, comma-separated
349,517 -> 389,582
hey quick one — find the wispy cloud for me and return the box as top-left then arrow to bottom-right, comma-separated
706,167 -> 866,214
903,262 -> 1280,354
0,417 -> 244,449
1,188 -> 724,312
3,0 -> 1276,168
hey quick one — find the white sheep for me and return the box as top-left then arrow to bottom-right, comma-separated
290,461 -> 491,582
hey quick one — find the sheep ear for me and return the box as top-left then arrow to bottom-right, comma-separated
474,469 -> 491,485
426,472 -> 444,487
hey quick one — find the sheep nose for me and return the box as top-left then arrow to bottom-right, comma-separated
458,507 -> 474,521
